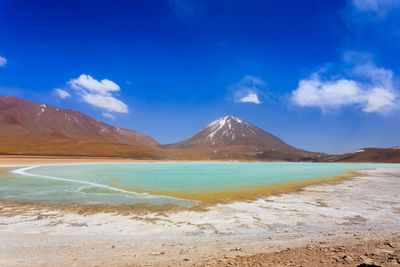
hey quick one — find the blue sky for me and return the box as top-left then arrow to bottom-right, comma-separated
0,0 -> 400,153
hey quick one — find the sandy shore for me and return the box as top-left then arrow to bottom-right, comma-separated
0,155 -> 168,167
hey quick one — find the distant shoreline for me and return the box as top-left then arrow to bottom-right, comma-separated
0,155 -> 218,167
1,154 -> 400,167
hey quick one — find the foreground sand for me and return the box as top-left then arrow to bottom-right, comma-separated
0,159 -> 399,266
197,237 -> 400,266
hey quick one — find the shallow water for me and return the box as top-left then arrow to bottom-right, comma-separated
0,162 -> 399,206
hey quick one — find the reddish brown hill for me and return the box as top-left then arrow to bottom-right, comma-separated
0,96 -> 161,158
325,147 -> 400,163
166,116 -> 325,161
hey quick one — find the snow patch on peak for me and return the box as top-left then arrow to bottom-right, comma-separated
204,116 -> 248,142
223,115 -> 243,123
208,116 -> 226,127
207,117 -> 228,140
209,115 -> 243,126
36,104 -> 47,114
351,149 -> 365,153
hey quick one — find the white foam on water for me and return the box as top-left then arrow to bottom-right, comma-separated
13,166 -> 165,200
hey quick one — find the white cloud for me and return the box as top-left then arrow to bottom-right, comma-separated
67,74 -> 128,114
102,112 -> 115,119
238,92 -> 262,104
54,88 -> 71,99
352,63 -> 394,89
352,0 -> 400,16
291,63 -> 398,114
231,75 -> 267,104
292,75 -> 363,108
0,56 -> 6,67
81,93 -> 128,113
68,74 -> 120,96
364,87 -> 396,112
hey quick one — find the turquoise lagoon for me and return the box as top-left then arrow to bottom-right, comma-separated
0,162 -> 398,207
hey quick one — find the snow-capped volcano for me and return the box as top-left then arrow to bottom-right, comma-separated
166,115 -> 325,161
170,115 -> 294,149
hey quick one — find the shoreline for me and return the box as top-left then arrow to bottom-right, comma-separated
0,167 -> 399,265
0,168 -> 355,216
0,159 -> 375,209
2,154 -> 400,167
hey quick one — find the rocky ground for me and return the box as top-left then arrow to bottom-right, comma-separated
195,238 -> 400,267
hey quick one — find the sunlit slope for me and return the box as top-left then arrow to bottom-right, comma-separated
327,148 -> 400,163
0,136 -> 165,158
0,96 -> 163,158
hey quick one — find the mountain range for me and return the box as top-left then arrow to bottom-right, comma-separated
0,96 -> 399,162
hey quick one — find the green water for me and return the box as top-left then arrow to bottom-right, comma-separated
0,162 -> 398,207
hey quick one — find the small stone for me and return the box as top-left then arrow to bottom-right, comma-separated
384,241 -> 394,248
